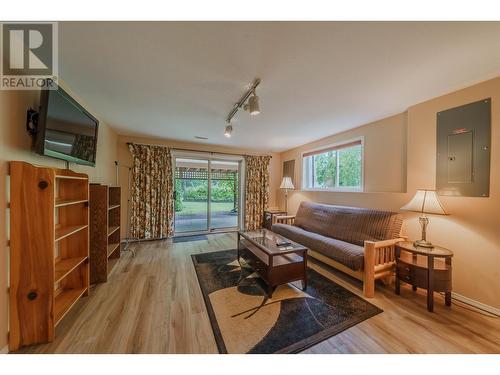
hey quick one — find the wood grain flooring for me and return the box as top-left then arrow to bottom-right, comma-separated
16,233 -> 500,354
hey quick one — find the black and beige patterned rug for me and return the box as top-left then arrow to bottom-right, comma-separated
191,249 -> 382,354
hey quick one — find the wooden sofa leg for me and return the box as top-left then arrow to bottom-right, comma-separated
363,241 -> 376,298
363,278 -> 375,298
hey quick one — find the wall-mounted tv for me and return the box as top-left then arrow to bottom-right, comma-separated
35,86 -> 99,167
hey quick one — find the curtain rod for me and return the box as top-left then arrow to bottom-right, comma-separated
172,146 -> 244,157
126,142 -> 272,158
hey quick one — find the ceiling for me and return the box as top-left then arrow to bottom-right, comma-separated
59,22 -> 500,152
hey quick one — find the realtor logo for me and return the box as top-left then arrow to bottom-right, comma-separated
1,22 -> 58,90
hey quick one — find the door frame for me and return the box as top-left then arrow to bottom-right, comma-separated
172,150 -> 245,237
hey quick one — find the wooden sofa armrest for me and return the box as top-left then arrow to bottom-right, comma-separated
363,238 -> 405,298
272,215 -> 296,225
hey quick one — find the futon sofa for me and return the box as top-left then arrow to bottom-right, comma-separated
271,201 -> 404,298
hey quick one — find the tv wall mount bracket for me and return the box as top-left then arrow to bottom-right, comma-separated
26,108 -> 40,136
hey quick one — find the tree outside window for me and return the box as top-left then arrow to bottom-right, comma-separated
303,141 -> 362,190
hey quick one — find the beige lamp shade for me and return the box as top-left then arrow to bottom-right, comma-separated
401,189 -> 447,215
280,176 -> 295,190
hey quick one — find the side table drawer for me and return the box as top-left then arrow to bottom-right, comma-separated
399,273 -> 414,285
396,262 -> 412,278
396,262 -> 424,287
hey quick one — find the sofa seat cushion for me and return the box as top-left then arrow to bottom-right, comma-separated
271,223 -> 365,271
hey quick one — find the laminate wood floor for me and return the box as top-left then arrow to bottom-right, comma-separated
16,233 -> 500,354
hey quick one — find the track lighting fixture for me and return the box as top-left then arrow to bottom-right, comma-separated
224,78 -> 261,137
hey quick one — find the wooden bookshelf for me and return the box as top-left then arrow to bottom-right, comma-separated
89,185 -> 121,284
108,187 -> 122,264
9,161 -> 89,351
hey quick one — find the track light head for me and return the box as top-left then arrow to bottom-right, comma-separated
244,93 -> 260,115
224,124 -> 232,138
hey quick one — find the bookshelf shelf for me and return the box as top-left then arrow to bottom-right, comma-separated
107,243 -> 121,258
54,287 -> 88,326
55,199 -> 88,208
55,225 -> 88,242
55,257 -> 87,284
108,226 -> 120,236
55,175 -> 88,180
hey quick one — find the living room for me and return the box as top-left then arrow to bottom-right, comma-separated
1,1 -> 500,373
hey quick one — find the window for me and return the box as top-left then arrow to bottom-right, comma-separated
303,139 -> 363,191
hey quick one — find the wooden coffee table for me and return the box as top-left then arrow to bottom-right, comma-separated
237,229 -> 308,297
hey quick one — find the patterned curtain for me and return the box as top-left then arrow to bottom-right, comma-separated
128,143 -> 174,239
244,155 -> 272,230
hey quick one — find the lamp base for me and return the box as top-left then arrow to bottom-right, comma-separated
413,239 -> 434,248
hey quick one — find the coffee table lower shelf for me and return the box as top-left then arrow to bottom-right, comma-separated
237,232 -> 308,298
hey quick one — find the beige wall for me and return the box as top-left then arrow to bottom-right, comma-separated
281,112 -> 408,195
280,77 -> 500,310
0,84 -> 118,350
116,135 -> 281,237
404,77 -> 500,309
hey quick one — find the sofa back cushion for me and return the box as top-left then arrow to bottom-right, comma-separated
293,201 -> 402,246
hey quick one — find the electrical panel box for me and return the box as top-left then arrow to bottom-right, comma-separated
436,98 -> 491,197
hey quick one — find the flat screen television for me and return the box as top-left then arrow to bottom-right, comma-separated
35,86 -> 99,167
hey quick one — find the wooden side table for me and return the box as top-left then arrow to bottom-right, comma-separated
263,210 -> 287,230
395,241 -> 453,312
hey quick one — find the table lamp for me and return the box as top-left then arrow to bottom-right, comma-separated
401,189 -> 448,248
280,176 -> 295,213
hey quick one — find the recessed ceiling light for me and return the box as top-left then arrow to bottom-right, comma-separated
195,136 -> 208,140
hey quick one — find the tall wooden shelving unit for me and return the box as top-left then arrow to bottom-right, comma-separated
89,185 -> 121,284
9,161 -> 90,351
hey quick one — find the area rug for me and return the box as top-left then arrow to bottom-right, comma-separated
191,249 -> 382,354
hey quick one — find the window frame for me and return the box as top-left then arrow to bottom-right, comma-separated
301,136 -> 365,192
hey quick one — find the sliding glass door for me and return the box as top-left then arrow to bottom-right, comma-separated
210,160 -> 239,230
174,158 -> 209,233
174,155 -> 241,235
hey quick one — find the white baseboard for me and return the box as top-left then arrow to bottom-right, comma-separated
0,345 -> 8,354
451,292 -> 500,317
